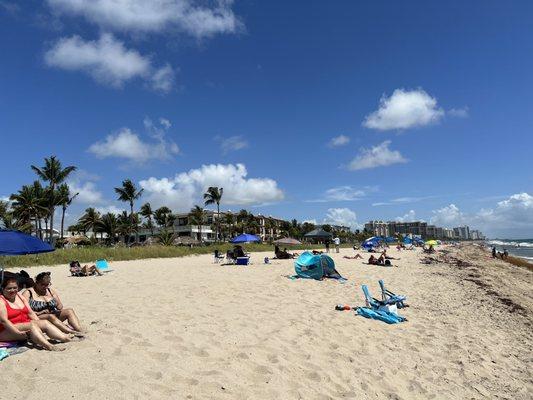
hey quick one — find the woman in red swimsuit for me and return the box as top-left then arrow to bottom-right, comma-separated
0,276 -> 72,351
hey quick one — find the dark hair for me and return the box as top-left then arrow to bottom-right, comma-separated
1,277 -> 18,290
35,271 -> 51,283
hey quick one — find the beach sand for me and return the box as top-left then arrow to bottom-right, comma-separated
1,244 -> 531,399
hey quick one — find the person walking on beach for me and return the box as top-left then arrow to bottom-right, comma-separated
492,246 -> 496,258
325,239 -> 330,253
334,236 -> 340,253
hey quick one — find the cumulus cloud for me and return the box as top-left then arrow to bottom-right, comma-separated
347,141 -> 407,171
363,88 -> 445,131
396,210 -> 417,222
66,170 -> 105,205
47,0 -> 243,39
218,135 -> 249,154
139,163 -> 284,211
88,126 -> 179,164
430,204 -> 465,226
448,107 -> 469,118
477,193 -> 533,227
95,205 -> 126,215
44,34 -> 175,92
328,134 -> 350,147
307,185 -> 376,203
323,208 -> 359,229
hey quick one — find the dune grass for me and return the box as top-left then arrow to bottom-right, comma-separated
505,255 -> 533,271
0,242 -> 339,269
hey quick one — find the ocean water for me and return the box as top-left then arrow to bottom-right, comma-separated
487,239 -> 533,261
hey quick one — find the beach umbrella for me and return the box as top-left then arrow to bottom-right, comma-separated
425,240 -> 438,246
230,233 -> 261,244
0,230 -> 54,256
273,237 -> 302,246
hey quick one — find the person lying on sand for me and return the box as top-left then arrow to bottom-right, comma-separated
0,277 -> 73,351
381,250 -> 400,260
69,261 -> 103,276
368,254 -> 386,265
23,272 -> 85,335
343,254 -> 363,259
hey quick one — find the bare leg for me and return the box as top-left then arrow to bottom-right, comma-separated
35,320 -> 71,343
57,308 -> 84,333
0,322 -> 56,351
39,313 -> 78,334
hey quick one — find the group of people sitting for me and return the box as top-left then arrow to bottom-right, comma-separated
274,246 -> 298,259
0,271 -> 84,351
225,245 -> 247,261
369,250 -> 399,266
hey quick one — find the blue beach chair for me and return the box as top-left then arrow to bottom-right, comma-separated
358,285 -> 407,324
236,257 -> 250,266
378,279 -> 408,308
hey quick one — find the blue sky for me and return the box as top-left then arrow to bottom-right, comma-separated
1,1 -> 532,238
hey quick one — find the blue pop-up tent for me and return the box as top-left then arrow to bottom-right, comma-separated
230,233 -> 261,244
362,236 -> 381,249
384,236 -> 397,243
403,237 -> 413,245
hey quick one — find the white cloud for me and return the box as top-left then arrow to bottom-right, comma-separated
347,140 -> 407,171
328,134 -> 350,147
307,185 -> 375,203
95,205 -> 126,215
88,127 -> 179,164
44,34 -> 175,92
218,135 -> 249,154
66,170 -> 105,205
68,181 -> 105,205
363,88 -> 445,131
476,193 -> 533,227
323,208 -> 359,229
139,163 -> 284,211
47,0 -> 243,39
396,210 -> 416,222
430,204 -> 465,226
448,107 -> 469,118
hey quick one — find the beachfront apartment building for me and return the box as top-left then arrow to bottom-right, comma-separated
364,221 -> 389,236
454,226 -> 470,240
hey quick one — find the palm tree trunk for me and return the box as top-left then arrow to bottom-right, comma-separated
61,206 -> 66,239
216,203 -> 220,243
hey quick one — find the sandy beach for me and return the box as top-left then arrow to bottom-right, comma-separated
1,244 -> 531,399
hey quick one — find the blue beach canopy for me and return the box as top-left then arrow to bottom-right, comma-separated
230,233 -> 261,244
0,230 -> 55,256
385,236 -> 396,243
403,237 -> 413,245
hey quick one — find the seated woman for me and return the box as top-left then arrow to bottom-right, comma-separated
23,272 -> 84,334
69,261 -> 103,276
233,245 -> 246,258
0,277 -> 73,351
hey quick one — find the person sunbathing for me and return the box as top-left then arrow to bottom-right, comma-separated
23,272 -> 84,334
381,250 -> 400,260
343,254 -> 363,259
368,254 -> 385,265
0,277 -> 72,351
69,261 -> 103,276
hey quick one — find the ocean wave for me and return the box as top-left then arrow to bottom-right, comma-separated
488,240 -> 533,248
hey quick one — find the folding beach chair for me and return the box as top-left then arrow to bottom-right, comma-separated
358,285 -> 407,324
213,250 -> 225,264
95,259 -> 113,272
378,279 -> 408,309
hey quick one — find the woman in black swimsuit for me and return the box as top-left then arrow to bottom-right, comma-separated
23,272 -> 84,334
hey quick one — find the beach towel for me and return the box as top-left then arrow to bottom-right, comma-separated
356,307 -> 407,324
0,341 -> 29,360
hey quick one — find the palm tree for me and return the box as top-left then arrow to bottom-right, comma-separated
203,186 -> 223,242
140,203 -> 155,236
154,206 -> 174,228
78,207 -> 102,239
114,179 -> 143,242
98,213 -> 118,244
189,205 -> 205,242
117,211 -> 140,244
10,184 -> 46,235
57,183 -> 79,239
31,156 -> 76,243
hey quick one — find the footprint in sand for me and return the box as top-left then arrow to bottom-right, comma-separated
149,351 -> 170,361
145,370 -> 163,380
267,354 -> 279,364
